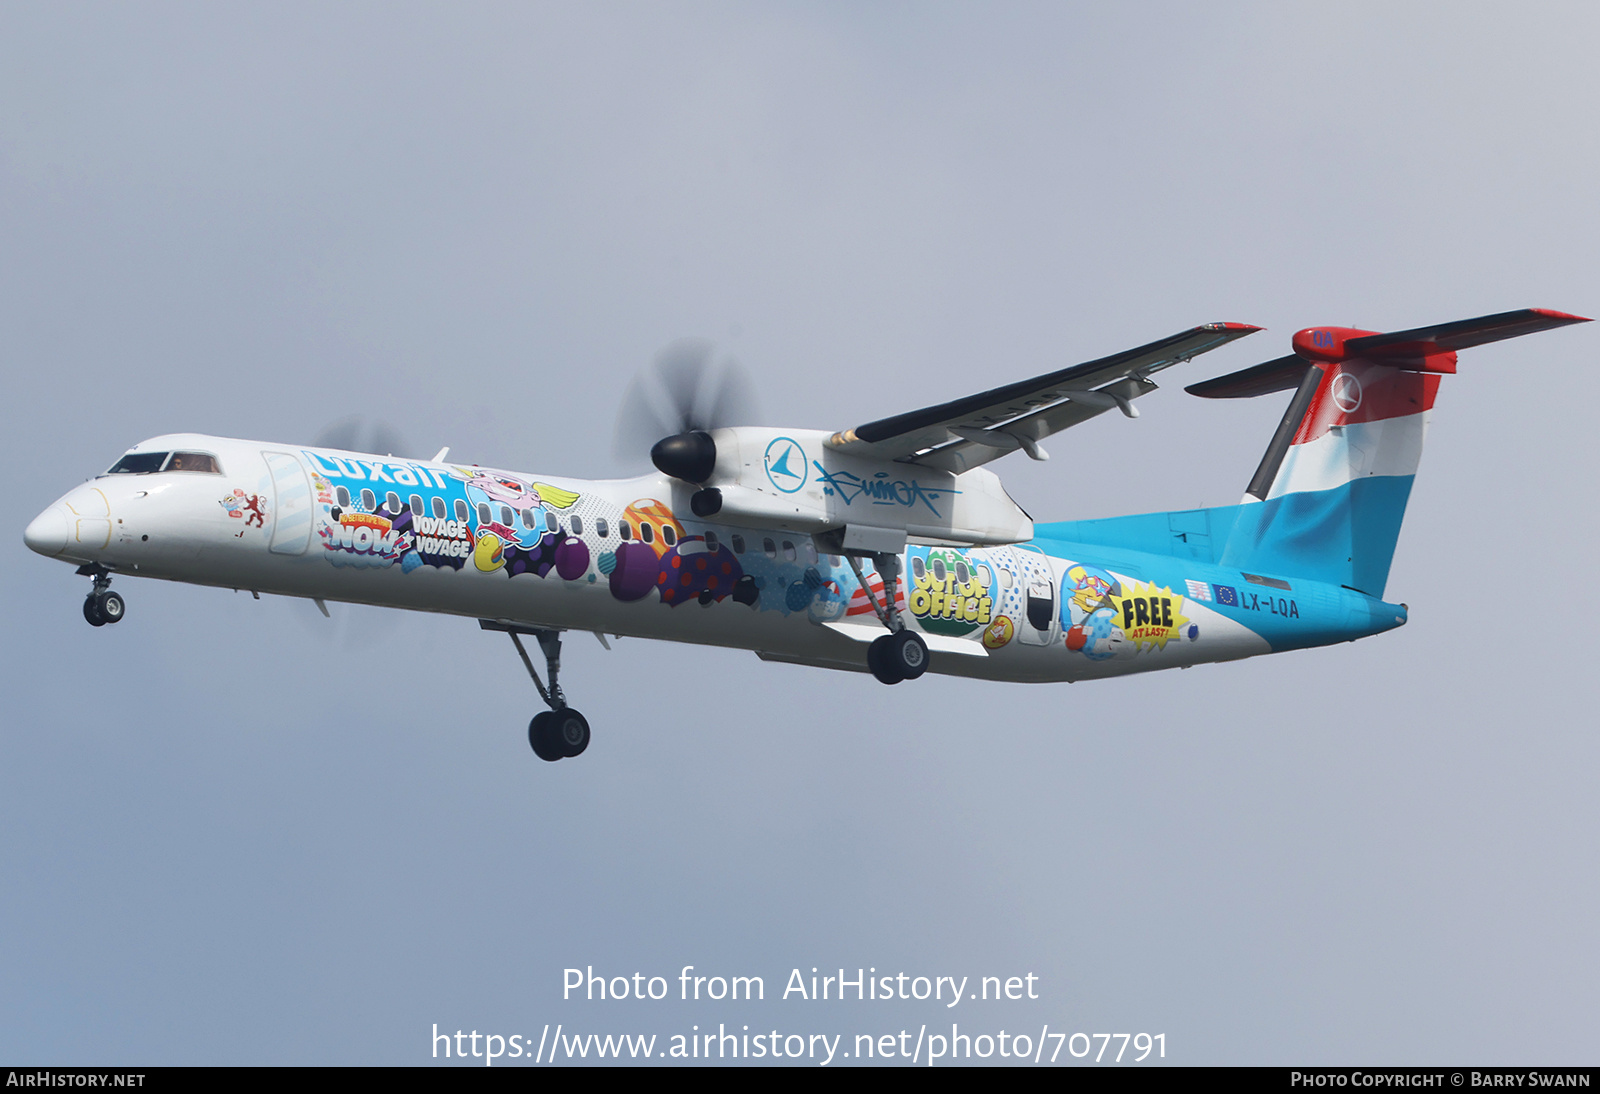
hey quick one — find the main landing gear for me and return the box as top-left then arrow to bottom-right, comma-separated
77,565 -> 125,627
843,552 -> 929,686
480,620 -> 590,763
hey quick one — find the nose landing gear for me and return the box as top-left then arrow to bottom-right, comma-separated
481,619 -> 591,763
77,565 -> 125,627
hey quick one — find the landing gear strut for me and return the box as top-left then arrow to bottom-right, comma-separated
77,565 -> 125,627
480,620 -> 590,762
843,551 -> 930,685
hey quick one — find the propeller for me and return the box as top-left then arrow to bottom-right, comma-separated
613,339 -> 760,486
312,415 -> 415,459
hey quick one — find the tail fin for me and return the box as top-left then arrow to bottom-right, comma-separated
1189,308 -> 1589,596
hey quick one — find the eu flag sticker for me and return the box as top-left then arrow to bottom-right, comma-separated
1212,584 -> 1238,607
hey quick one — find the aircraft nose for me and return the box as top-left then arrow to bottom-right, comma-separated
24,505 -> 69,558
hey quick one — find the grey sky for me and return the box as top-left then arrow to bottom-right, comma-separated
2,2 -> 1596,1064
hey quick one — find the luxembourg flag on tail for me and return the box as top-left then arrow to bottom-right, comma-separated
1189,309 -> 1589,597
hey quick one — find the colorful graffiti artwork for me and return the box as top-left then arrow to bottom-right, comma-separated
655,537 -> 749,607
322,507 -> 409,569
1062,566 -> 1195,659
907,547 -> 993,637
1107,581 -> 1194,651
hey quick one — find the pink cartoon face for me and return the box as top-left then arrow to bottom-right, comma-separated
457,469 -> 538,506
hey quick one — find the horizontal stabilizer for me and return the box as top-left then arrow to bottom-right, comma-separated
1344,307 -> 1589,356
1186,355 -> 1312,399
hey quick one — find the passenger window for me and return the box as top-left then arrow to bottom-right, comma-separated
731,534 -> 746,554
703,531 -> 718,552
387,492 -> 401,514
641,523 -> 655,544
911,557 -> 927,582
1000,568 -> 1013,589
662,525 -> 676,546
976,564 -> 991,589
455,499 -> 470,522
571,515 -> 584,536
478,503 -> 493,526
433,497 -> 446,519
955,561 -> 970,586
763,538 -> 777,559
829,554 -> 841,566
409,494 -> 424,515
336,486 -> 351,508
595,518 -> 608,538
546,512 -> 558,532
782,541 -> 796,561
360,488 -> 376,511
804,541 -> 817,564
500,505 -> 515,526
931,558 -> 947,583
521,508 -> 536,529
620,522 -> 631,541
107,452 -> 169,475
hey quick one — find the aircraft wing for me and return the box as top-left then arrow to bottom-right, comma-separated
825,322 -> 1261,472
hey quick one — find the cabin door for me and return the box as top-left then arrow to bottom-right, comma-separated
263,451 -> 314,555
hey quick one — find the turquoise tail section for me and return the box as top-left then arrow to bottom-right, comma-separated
1034,474 -> 1414,597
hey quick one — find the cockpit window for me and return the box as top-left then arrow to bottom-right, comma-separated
163,452 -> 221,474
107,452 -> 169,475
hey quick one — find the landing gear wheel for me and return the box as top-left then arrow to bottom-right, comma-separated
888,629 -> 928,679
95,591 -> 125,624
550,708 -> 590,758
83,597 -> 106,627
528,712 -> 564,762
867,635 -> 902,685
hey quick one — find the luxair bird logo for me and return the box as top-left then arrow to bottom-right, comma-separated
764,437 -> 808,493
1331,372 -> 1363,413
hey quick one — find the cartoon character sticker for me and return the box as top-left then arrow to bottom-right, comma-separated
1062,568 -> 1194,659
220,488 -> 269,530
981,615 -> 1015,650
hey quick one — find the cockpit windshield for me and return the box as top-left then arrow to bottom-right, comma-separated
165,452 -> 220,473
107,452 -> 169,475
104,451 -> 222,475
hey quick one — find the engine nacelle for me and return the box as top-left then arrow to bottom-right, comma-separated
672,427 -> 1033,550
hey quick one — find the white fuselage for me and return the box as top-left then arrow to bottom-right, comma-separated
26,433 -> 1281,684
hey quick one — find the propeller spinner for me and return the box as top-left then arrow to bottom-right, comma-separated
614,339 -> 760,507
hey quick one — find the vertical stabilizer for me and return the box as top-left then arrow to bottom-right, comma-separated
1187,309 -> 1588,597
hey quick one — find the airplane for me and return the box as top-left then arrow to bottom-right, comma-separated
23,308 -> 1588,762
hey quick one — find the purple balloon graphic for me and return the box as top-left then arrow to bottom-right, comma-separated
608,542 -> 660,602
554,536 -> 590,582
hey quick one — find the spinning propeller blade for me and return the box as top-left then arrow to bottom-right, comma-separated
613,339 -> 760,468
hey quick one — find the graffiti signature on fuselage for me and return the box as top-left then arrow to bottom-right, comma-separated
812,462 -> 959,517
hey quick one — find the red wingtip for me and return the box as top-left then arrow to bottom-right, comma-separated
1529,308 -> 1592,323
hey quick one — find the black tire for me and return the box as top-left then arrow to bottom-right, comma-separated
867,635 -> 902,685
96,591 -> 126,624
83,597 -> 106,627
528,712 -> 563,762
551,708 -> 590,758
889,629 -> 929,680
